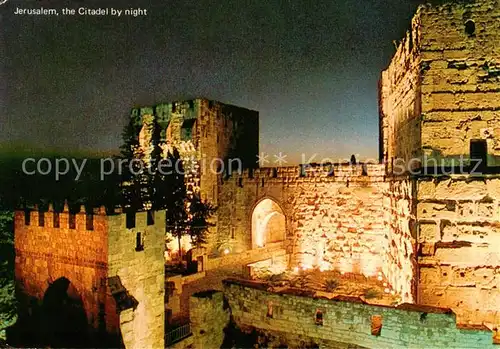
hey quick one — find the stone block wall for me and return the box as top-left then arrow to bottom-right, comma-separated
189,290 -> 230,349
106,210 -> 165,349
380,0 -> 500,170
14,205 -> 109,338
196,99 -> 259,205
217,164 -> 391,278
419,0 -> 500,166
223,279 -> 497,348
383,178 -> 417,303
132,99 -> 259,257
206,242 -> 285,271
379,11 -> 422,171
246,251 -> 289,279
417,176 -> 500,326
289,175 -> 387,275
132,98 -> 259,207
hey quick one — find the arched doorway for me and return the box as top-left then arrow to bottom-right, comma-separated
41,277 -> 89,348
251,198 -> 286,249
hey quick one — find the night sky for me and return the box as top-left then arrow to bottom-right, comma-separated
2,0 -> 420,164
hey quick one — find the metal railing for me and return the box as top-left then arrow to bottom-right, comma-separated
166,323 -> 192,346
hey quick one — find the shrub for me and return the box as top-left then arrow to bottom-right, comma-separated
324,278 -> 339,292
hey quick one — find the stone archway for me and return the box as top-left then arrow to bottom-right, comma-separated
251,198 -> 286,249
41,277 -> 89,348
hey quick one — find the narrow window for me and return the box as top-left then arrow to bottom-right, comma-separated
126,212 -> 136,229
24,210 -> 30,226
147,210 -> 155,226
465,20 -> 475,36
86,214 -> 94,231
53,212 -> 60,228
362,163 -> 368,176
299,164 -> 306,177
267,301 -> 273,318
38,211 -> 45,227
261,178 -> 265,187
69,214 -> 76,229
371,315 -> 382,336
135,232 -> 144,251
470,139 -> 487,173
272,168 -> 278,178
315,309 -> 323,326
231,227 -> 235,239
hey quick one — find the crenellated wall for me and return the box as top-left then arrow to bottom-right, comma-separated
13,206 -> 165,348
216,164 -> 395,279
14,204 -> 109,342
416,176 -> 500,326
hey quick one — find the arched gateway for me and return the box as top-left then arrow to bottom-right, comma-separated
251,198 -> 286,249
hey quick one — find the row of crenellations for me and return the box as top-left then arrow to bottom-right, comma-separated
18,202 -> 117,231
225,163 -> 386,180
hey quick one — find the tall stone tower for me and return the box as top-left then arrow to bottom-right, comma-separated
379,0 -> 500,173
380,0 -> 500,326
12,205 -> 165,349
131,98 -> 259,254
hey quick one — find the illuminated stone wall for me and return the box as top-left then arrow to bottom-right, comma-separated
379,11 -> 422,172
14,205 -> 109,343
217,164 -> 392,278
418,0 -> 500,166
14,208 -> 165,348
380,0 -> 500,327
189,291 -> 230,349
132,99 -> 259,256
132,99 -> 259,206
383,178 -> 417,303
417,176 -> 500,326
106,210 -> 165,349
380,0 -> 500,170
222,279 -> 497,348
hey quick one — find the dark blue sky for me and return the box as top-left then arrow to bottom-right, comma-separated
1,0 -> 420,164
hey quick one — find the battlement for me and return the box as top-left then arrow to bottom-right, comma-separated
224,163 -> 386,183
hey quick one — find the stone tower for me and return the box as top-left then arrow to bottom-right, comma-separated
12,205 -> 165,348
380,0 -> 500,326
131,98 -> 259,254
379,0 -> 500,173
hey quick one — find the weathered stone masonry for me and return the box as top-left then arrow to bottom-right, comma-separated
417,176 -> 500,326
132,98 -> 259,206
14,207 -> 165,348
380,0 -> 500,169
217,165 -> 414,286
221,279 -> 496,349
379,0 -> 500,327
